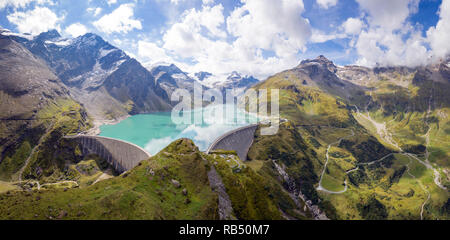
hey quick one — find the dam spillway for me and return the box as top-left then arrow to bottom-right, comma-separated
64,135 -> 152,173
207,124 -> 258,161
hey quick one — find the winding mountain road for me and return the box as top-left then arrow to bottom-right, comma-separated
316,129 -> 354,194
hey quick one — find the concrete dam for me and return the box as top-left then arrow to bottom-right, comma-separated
207,124 -> 258,161
65,135 -> 151,173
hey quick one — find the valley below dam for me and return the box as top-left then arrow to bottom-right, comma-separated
98,104 -> 259,155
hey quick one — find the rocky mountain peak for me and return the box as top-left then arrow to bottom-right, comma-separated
194,71 -> 212,81
298,55 -> 337,74
35,29 -> 61,42
300,55 -> 335,66
150,63 -> 184,76
227,71 -> 242,80
72,33 -> 108,48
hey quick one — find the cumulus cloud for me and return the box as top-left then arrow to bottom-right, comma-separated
163,3 -> 226,56
317,0 -> 338,9
356,0 -> 415,31
0,0 -> 53,10
93,3 -> 142,34
427,0 -> 450,60
310,29 -> 346,43
6,6 -> 63,35
355,27 -> 430,67
138,40 -> 172,64
64,23 -> 88,37
202,0 -> 214,5
87,7 -> 102,17
170,0 -> 186,4
351,0 -> 439,67
163,4 -> 226,58
157,1 -> 312,79
227,0 -> 311,59
107,0 -> 117,6
342,17 -> 364,35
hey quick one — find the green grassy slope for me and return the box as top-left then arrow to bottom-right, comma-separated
0,139 -> 219,220
249,64 -> 449,220
0,138 -> 311,220
0,98 -> 92,182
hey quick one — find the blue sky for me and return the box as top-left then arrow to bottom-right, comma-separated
0,0 -> 448,79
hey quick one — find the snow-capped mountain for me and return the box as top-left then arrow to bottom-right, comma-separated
192,71 -> 259,95
6,30 -> 171,119
194,71 -> 213,81
147,63 -> 200,99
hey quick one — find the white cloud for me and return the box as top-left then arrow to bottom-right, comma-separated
107,0 -> 117,6
317,0 -> 338,9
351,0 -> 437,67
157,0 -> 312,79
163,4 -> 227,58
355,27 -> 430,67
0,0 -> 53,10
65,23 -> 88,37
427,0 -> 450,60
87,7 -> 102,17
342,17 -> 364,35
227,0 -> 311,59
93,3 -> 142,34
356,0 -> 414,31
138,40 -> 172,64
310,29 -> 346,43
7,6 -> 63,35
202,0 -> 214,5
170,0 -> 186,4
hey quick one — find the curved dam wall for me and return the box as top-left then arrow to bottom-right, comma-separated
65,135 -> 151,173
207,124 -> 258,161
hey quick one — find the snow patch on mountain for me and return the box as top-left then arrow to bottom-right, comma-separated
0,28 -> 34,40
44,39 -> 72,47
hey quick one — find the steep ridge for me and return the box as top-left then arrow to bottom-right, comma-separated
148,63 -> 201,101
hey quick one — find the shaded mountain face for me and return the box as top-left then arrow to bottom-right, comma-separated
0,34 -> 69,119
10,30 -> 171,120
0,34 -> 90,181
195,71 -> 212,81
291,55 -> 369,106
148,63 -> 201,100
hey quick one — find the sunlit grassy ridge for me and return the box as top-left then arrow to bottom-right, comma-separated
254,73 -> 352,126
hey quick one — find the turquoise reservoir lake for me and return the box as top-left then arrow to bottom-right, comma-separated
99,104 -> 258,155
